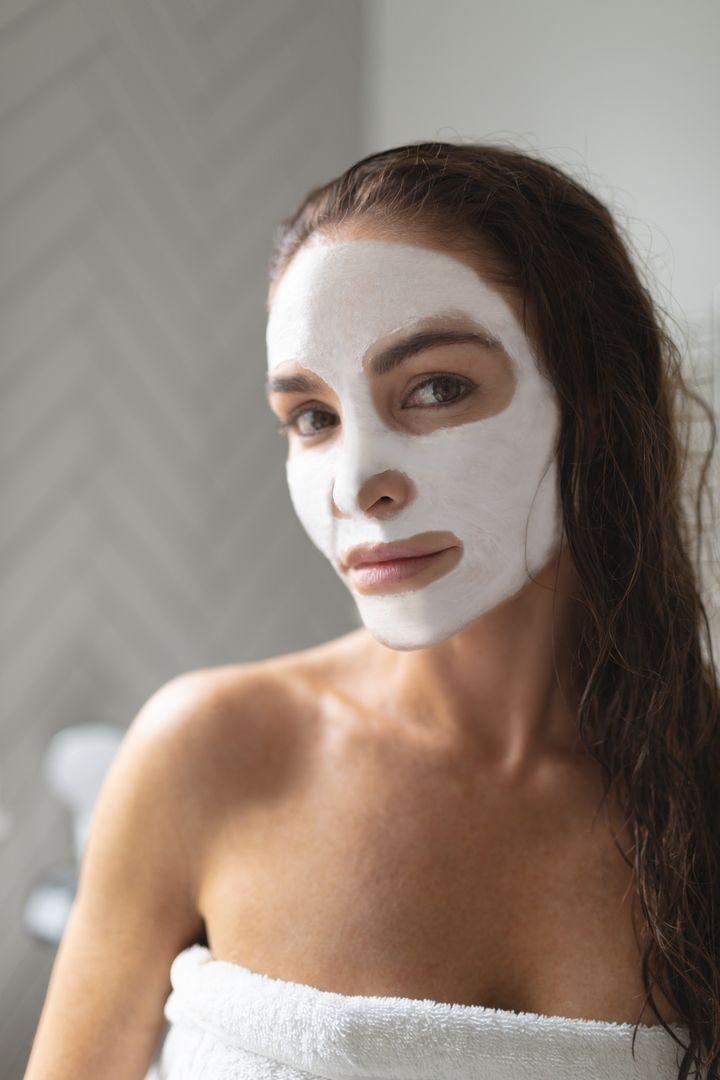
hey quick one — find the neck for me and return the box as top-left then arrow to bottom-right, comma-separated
362,543 -> 589,777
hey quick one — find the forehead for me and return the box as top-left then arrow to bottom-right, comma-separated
265,238 -> 523,374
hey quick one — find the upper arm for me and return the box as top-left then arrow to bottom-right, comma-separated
24,673 -> 212,1080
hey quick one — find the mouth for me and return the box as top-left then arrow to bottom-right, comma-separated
342,539 -> 453,569
347,548 -> 454,587
340,537 -> 462,593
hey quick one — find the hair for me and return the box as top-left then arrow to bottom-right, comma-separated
266,141 -> 720,1078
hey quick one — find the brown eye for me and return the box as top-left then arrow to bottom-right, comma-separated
278,406 -> 338,439
403,374 -> 477,409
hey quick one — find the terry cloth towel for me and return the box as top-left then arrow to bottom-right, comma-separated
150,944 -> 691,1080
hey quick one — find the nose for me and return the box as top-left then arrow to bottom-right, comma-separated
331,432 -> 415,519
333,469 -> 415,520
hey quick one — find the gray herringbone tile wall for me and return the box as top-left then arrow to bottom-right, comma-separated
0,1 -> 365,1074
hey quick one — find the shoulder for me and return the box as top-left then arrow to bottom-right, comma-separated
122,665 -> 297,798
128,629 -> 375,822
130,654 -> 326,810
161,627 -> 373,746
129,660 -> 304,754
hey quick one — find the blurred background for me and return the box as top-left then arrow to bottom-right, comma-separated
0,0 -> 718,1075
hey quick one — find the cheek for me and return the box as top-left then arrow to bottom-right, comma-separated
407,400 -> 561,525
408,416 -> 542,495
285,452 -> 335,552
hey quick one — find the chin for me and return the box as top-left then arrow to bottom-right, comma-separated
362,619 -> 463,653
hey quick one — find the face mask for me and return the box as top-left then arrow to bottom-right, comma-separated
266,237 -> 563,651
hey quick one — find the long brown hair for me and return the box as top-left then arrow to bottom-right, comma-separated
266,142 -> 720,1078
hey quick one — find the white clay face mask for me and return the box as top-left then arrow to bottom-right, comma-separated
266,237 -> 564,651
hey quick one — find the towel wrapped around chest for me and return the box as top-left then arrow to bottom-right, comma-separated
146,944 -> 691,1080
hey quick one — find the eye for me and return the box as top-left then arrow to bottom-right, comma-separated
403,373 -> 477,409
276,404 -> 338,439
275,374 -> 478,441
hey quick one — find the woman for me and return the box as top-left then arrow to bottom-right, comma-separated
25,143 -> 719,1080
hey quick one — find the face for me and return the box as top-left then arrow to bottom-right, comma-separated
265,234 -> 564,651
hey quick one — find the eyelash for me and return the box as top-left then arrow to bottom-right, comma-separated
275,374 -> 478,438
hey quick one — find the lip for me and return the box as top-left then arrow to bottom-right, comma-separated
342,540 -> 453,570
346,548 -> 456,590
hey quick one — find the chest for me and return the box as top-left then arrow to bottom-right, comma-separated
195,739 -> 677,1026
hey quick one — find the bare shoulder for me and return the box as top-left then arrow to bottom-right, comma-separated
157,629 -> 373,812
25,664 -> 304,1078
26,648 -> 381,1079
182,626 -> 374,729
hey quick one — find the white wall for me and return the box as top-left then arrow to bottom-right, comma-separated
364,0 -> 720,326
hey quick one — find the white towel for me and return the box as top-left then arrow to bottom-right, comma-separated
150,944 -> 691,1079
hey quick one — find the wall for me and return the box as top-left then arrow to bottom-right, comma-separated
364,0 -> 720,328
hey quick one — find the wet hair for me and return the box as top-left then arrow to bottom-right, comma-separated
267,141 -> 720,1078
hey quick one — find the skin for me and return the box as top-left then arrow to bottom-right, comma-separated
24,222 -> 682,1080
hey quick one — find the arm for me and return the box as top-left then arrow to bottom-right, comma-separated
23,674 -> 211,1079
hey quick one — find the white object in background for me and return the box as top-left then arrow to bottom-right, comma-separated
22,872 -> 76,944
43,723 -> 125,868
23,724 -> 126,946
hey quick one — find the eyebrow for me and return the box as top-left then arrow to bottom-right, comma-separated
265,326 -> 503,397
